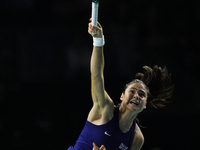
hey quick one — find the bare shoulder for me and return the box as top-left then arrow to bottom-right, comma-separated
130,123 -> 144,150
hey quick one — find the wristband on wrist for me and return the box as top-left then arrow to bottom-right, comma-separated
93,36 -> 105,47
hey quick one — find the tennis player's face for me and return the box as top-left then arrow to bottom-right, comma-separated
120,82 -> 147,113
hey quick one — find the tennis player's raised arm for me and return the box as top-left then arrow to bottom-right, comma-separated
89,22 -> 108,106
87,21 -> 114,123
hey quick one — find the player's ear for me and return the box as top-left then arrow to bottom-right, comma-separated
143,101 -> 147,109
120,93 -> 124,101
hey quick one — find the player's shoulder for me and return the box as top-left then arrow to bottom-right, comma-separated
130,123 -> 144,150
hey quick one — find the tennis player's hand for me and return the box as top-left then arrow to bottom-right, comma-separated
93,142 -> 106,150
88,18 -> 103,38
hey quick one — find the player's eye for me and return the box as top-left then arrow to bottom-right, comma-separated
139,92 -> 146,97
140,94 -> 144,97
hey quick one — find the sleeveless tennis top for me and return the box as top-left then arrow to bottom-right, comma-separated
68,106 -> 136,150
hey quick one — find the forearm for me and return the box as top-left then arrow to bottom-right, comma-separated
90,46 -> 104,76
88,21 -> 104,76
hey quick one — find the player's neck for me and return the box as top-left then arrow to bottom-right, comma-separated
118,109 -> 137,133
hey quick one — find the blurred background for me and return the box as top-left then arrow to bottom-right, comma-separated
0,0 -> 200,149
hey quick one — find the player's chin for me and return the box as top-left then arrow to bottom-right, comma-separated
128,105 -> 144,113
128,105 -> 140,112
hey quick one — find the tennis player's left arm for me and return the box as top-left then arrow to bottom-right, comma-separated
130,124 -> 144,150
93,143 -> 106,150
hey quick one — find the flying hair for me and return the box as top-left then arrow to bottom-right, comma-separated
135,65 -> 174,108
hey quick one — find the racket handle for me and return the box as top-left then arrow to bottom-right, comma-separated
91,2 -> 99,35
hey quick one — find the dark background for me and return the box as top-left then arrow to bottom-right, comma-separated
0,0 -> 200,150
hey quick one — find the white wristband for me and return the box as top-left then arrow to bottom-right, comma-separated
93,36 -> 105,47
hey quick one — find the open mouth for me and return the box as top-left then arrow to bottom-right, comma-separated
129,101 -> 139,106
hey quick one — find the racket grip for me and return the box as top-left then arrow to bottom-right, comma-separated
91,2 -> 99,35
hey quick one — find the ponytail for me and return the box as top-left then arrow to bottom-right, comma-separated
135,66 -> 174,108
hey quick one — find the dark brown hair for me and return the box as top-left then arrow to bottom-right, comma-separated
123,65 -> 174,108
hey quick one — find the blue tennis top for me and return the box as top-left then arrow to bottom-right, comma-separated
68,106 -> 136,150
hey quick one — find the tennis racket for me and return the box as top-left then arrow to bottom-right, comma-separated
91,0 -> 99,34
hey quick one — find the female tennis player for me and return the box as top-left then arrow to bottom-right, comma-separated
67,20 -> 174,150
